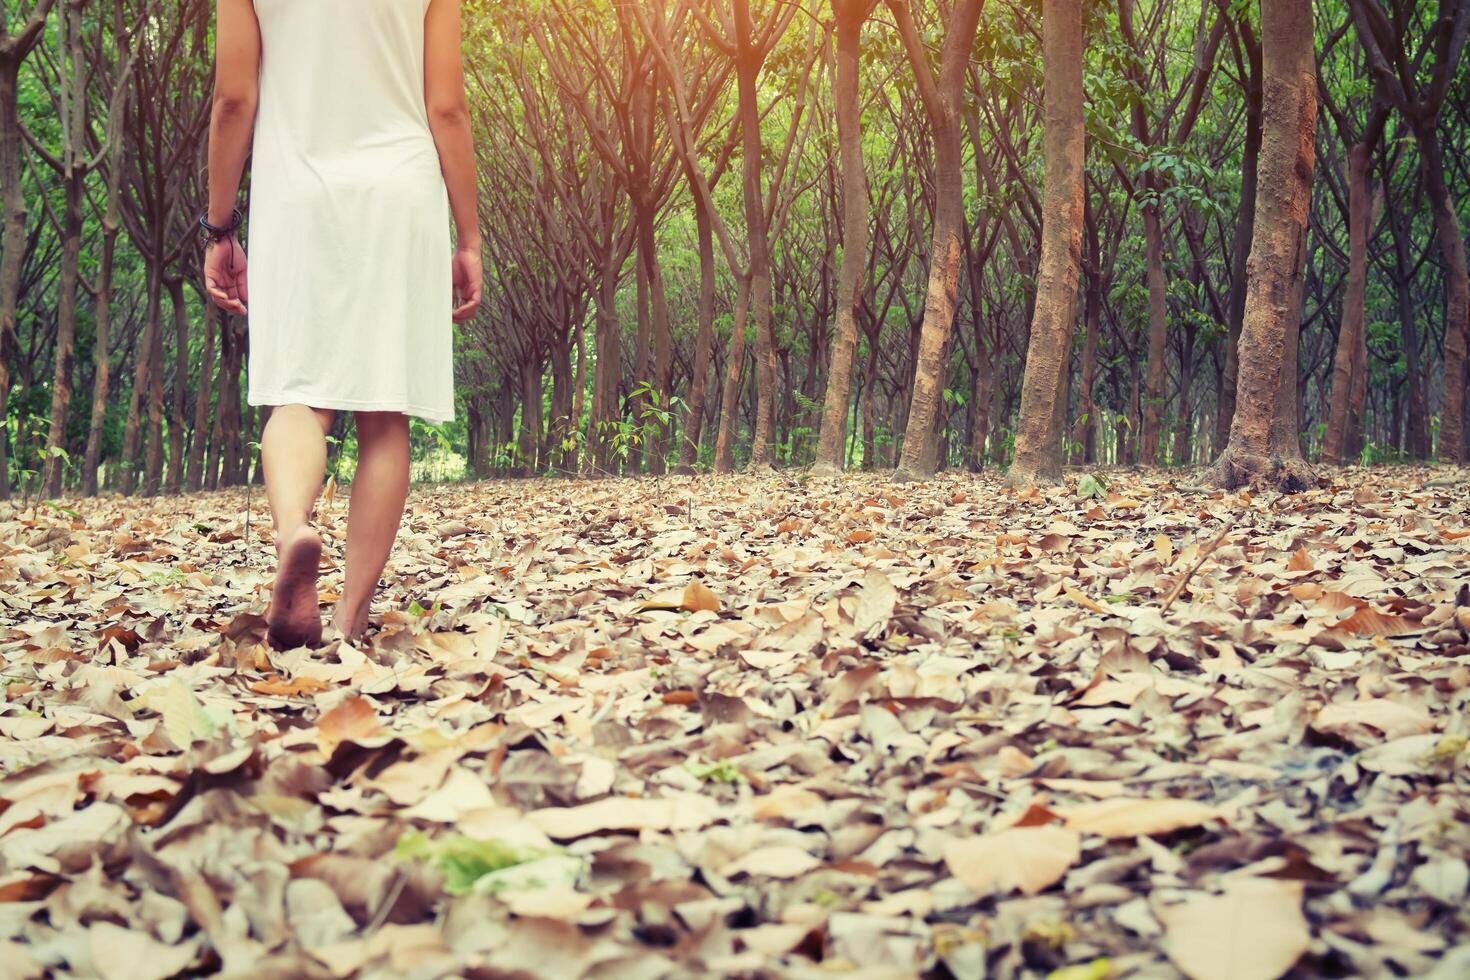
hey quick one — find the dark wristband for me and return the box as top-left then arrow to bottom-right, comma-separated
199,209 -> 243,246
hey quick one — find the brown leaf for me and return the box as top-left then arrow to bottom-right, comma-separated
1062,798 -> 1223,838
1159,878 -> 1310,980
1287,546 -> 1316,572
316,695 -> 381,756
943,826 -> 1081,896
679,580 -> 721,613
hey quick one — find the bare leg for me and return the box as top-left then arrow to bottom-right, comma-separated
334,411 -> 410,638
261,404 -> 334,648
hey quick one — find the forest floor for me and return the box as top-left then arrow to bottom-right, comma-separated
1,467 -> 1468,979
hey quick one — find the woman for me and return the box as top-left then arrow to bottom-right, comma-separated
203,0 -> 481,648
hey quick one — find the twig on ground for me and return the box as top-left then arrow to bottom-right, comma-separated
1160,519 -> 1235,614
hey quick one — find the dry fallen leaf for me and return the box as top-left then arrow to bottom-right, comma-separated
943,826 -> 1081,896
316,695 -> 381,755
1,468 -> 1463,976
1158,878 -> 1310,980
1062,798 -> 1223,838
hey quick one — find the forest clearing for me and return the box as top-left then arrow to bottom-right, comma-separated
2,469 -> 1469,977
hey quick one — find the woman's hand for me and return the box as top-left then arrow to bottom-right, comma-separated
452,243 -> 482,323
204,237 -> 249,315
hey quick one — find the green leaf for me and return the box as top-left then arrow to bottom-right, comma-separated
395,831 -> 583,896
683,757 -> 746,784
1077,474 -> 1108,500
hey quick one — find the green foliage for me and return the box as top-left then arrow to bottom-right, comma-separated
1077,474 -> 1108,500
395,831 -> 582,896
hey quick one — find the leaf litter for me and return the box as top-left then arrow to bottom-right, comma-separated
1,467 -> 1468,978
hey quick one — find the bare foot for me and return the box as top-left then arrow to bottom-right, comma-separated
267,527 -> 323,649
331,602 -> 370,643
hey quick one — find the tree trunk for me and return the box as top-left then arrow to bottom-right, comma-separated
165,278 -> 189,494
677,181 -> 717,474
1138,196 -> 1169,465
889,0 -> 984,481
968,314 -> 992,470
187,298 -> 216,491
218,314 -> 244,487
1077,214 -> 1102,464
733,0 -> 778,471
812,0 -> 872,476
1323,141 -> 1371,465
1387,195 -> 1428,458
1172,326 -> 1195,464
1207,0 -> 1316,492
82,163 -> 123,496
144,267 -> 167,496
714,273 -> 752,474
0,52 -> 30,500
1417,129 -> 1469,463
585,258 -> 622,476
119,261 -> 161,495
1007,0 -> 1085,486
40,170 -> 83,498
1217,44 -> 1262,450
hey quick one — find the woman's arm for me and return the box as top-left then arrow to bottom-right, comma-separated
203,0 -> 260,313
207,0 -> 260,226
424,0 -> 482,322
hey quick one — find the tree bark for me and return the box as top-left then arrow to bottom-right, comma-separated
1138,198 -> 1168,465
1323,141 -> 1372,465
1077,210 -> 1102,464
144,266 -> 166,496
677,179 -> 717,474
187,298 -> 216,491
1388,194 -> 1429,458
1417,129 -> 1469,463
889,0 -> 985,481
39,170 -> 83,498
0,3 -> 59,498
217,314 -> 244,486
83,147 -> 124,495
812,0 -> 874,476
714,273 -> 752,474
1008,0 -> 1085,487
1216,22 -> 1262,450
732,0 -> 779,471
165,277 -> 190,494
1206,0 -> 1316,492
119,261 -> 160,495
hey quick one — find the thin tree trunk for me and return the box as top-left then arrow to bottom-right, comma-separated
1323,141 -> 1371,465
218,314 -> 244,486
677,179 -> 717,473
1139,197 -> 1169,465
1172,327 -> 1195,464
1078,213 -> 1102,464
1008,0 -> 1085,486
144,266 -> 167,496
187,298 -> 216,491
1217,38 -> 1262,449
812,0 -> 872,475
165,278 -> 189,494
119,261 -> 161,495
83,163 -> 123,495
889,0 -> 984,481
1417,129 -> 1469,463
585,258 -> 622,476
1207,0 -> 1316,491
733,0 -> 779,471
40,170 -> 83,497
714,274 -> 752,474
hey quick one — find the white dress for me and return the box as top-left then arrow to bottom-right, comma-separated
246,0 -> 454,423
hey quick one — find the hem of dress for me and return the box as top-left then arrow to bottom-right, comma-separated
248,390 -> 455,424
